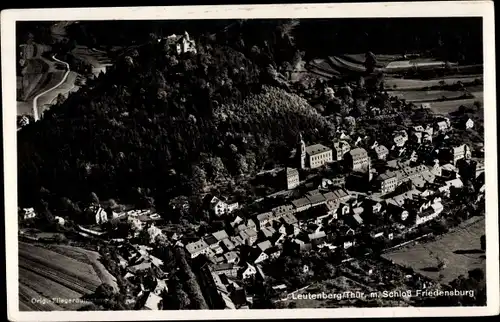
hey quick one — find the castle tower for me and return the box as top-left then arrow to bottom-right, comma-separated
298,132 -> 306,169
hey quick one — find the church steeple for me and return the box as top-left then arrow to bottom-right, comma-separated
298,132 -> 306,169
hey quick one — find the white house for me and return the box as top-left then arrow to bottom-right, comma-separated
465,118 -> 474,129
54,216 -> 65,226
241,263 -> 257,279
210,196 -> 239,217
147,224 -> 164,244
95,207 -> 109,225
22,208 -> 36,220
416,201 -> 444,226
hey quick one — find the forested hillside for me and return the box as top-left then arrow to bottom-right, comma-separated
17,33 -> 332,221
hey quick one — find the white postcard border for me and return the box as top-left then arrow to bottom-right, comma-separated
2,1 -> 498,320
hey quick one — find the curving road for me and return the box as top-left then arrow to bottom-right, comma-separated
32,55 -> 70,121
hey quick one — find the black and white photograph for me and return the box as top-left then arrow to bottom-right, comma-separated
2,2 -> 498,320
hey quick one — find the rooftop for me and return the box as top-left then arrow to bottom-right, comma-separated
257,212 -> 273,222
292,198 -> 311,208
282,213 -> 298,225
213,230 -> 229,241
186,239 -> 209,254
306,193 -> 326,205
349,147 -> 368,158
257,240 -> 273,252
377,172 -> 397,181
306,144 -> 332,156
204,235 -> 219,246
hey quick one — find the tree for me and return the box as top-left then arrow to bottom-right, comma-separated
90,192 -> 100,205
480,234 -> 486,251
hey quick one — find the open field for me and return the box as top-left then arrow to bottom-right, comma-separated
384,76 -> 482,90
19,242 -> 118,311
382,217 -> 485,284
430,93 -> 483,117
72,45 -> 113,76
342,53 -> 400,67
390,90 -> 468,102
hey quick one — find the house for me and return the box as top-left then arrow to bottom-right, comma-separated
305,190 -> 327,207
308,231 -> 327,246
285,167 -> 300,190
221,238 -> 235,252
416,201 -> 444,226
323,189 -> 350,203
236,224 -> 248,233
250,249 -> 269,264
213,263 -> 240,278
260,226 -> 276,239
325,201 -> 339,219
224,251 -> 240,264
256,212 -> 274,229
165,31 -> 197,55
128,261 -> 153,274
281,213 -> 298,226
246,219 -> 257,231
265,246 -> 281,259
257,240 -> 273,252
440,144 -> 471,165
294,238 -> 313,252
147,224 -> 163,244
239,229 -> 258,246
186,239 -> 210,258
213,230 -> 229,241
291,198 -> 312,212
94,207 -> 109,225
464,118 -> 474,130
346,148 -> 370,172
272,204 -> 295,219
332,140 -> 351,161
231,216 -> 244,228
376,172 -> 398,194
230,236 -> 245,247
22,208 -> 36,220
54,216 -> 65,226
435,120 -> 449,133
305,144 -> 333,169
240,263 -> 257,279
394,135 -> 407,147
138,291 -> 162,310
374,145 -> 389,160
210,196 -> 239,217
153,278 -> 168,296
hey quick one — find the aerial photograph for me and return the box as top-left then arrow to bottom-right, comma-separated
16,17 -> 486,311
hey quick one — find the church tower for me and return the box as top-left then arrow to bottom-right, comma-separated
298,132 -> 306,169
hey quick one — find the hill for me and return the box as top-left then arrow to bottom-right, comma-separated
17,38 -> 334,223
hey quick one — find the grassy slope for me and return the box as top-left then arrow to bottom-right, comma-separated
382,217 -> 485,284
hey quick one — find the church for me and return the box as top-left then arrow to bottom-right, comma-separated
297,133 -> 333,169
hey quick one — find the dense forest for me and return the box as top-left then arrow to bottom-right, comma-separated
17,18 -> 483,224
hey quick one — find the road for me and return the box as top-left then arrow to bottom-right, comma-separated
32,55 -> 70,121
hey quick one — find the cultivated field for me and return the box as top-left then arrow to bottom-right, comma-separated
390,90 -> 468,102
72,46 -> 113,76
382,217 -> 485,284
430,93 -> 484,117
384,76 -> 482,90
18,242 -> 118,311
